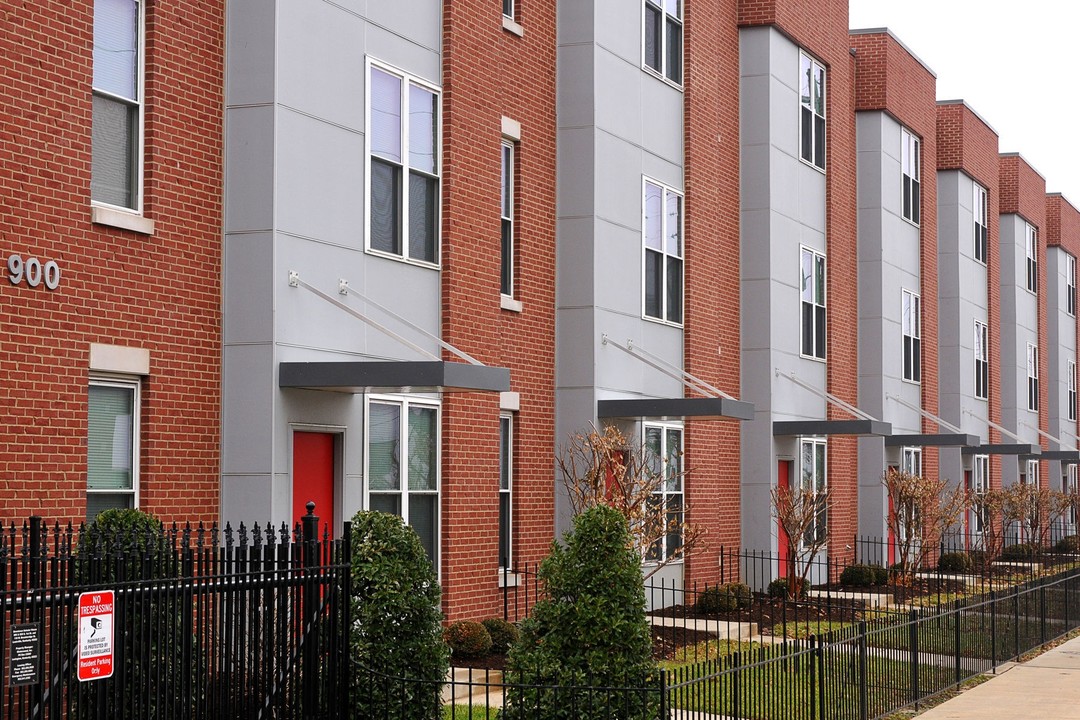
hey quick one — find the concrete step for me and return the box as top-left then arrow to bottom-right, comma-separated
648,614 -> 758,640
806,589 -> 896,608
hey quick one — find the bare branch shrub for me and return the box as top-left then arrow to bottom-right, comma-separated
770,482 -> 831,596
883,468 -> 968,579
558,425 -> 704,578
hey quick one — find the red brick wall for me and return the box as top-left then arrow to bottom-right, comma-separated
936,102 -> 1003,489
683,0 -> 742,587
851,31 -> 940,482
1046,194 -> 1080,451
440,1 -> 557,621
0,2 -> 223,525
1000,155 -> 1049,481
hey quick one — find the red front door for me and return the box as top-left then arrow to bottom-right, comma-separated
292,432 -> 336,538
777,460 -> 792,580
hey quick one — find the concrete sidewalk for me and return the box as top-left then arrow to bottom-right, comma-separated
916,634 -> 1080,719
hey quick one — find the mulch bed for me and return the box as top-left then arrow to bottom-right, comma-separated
451,623 -> 721,669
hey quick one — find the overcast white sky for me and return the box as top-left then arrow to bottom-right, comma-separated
849,0 -> 1080,207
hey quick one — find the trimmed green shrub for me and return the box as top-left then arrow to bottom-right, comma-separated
74,509 -> 190,719
1056,535 -> 1080,554
502,505 -> 659,720
871,565 -> 889,586
349,511 -> 449,720
999,543 -> 1037,561
937,552 -> 973,573
839,564 -> 879,587
445,621 -> 493,658
767,577 -> 807,599
481,617 -> 520,654
696,583 -> 753,613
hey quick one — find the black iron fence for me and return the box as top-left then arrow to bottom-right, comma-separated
0,509 -> 350,720
436,564 -> 1080,720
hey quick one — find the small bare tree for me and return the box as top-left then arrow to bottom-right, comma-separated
973,487 -> 1008,565
884,469 -> 968,580
1053,485 -> 1080,542
558,425 -> 704,578
1002,482 -> 1055,552
771,482 -> 832,597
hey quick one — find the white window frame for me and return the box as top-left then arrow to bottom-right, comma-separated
1067,253 -> 1077,317
1070,360 -> 1077,423
799,51 -> 826,171
500,140 -> 515,299
364,395 -> 441,568
1026,223 -> 1038,294
643,421 -> 684,564
971,454 -> 989,534
974,320 -> 989,400
1025,459 -> 1040,487
87,376 -> 141,518
498,414 -> 513,571
799,438 -> 828,548
642,177 -> 684,326
642,0 -> 683,87
902,289 -> 921,383
503,0 -> 514,20
1068,464 -> 1079,527
364,59 -> 442,268
901,447 -> 922,477
1027,343 -> 1040,413
91,0 -> 146,215
800,246 -> 827,361
901,128 -> 921,225
973,183 -> 989,264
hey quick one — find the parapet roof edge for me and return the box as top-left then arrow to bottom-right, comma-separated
999,151 -> 1047,182
936,99 -> 999,137
849,27 -> 937,79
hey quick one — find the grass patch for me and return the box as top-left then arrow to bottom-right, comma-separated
442,704 -> 500,719
770,619 -> 854,639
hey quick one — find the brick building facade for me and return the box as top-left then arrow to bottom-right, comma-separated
1,0 -> 223,525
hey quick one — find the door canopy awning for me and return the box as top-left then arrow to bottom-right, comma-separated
771,370 -> 891,437
284,273 -> 510,394
597,336 -> 754,420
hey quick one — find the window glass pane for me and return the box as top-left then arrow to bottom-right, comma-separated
499,418 -> 511,491
665,494 -> 682,557
801,250 -> 813,302
665,21 -> 682,83
815,306 -> 826,358
370,159 -> 401,254
368,403 -> 400,491
407,406 -> 437,491
802,303 -> 814,357
814,256 -> 826,306
408,172 -> 438,262
815,444 -> 826,492
644,182 -> 663,250
800,108 -> 813,162
499,492 -> 511,566
370,68 -> 402,163
501,219 -> 513,295
88,385 -> 134,491
645,427 -> 662,473
94,0 -> 138,100
664,0 -> 680,15
408,493 -> 438,563
666,256 -> 683,323
800,55 -> 812,107
665,191 -> 682,257
88,493 -> 133,522
501,144 -> 513,219
503,0 -> 513,18
666,429 -> 682,491
644,4 -> 662,72
409,85 -> 437,174
813,64 -> 825,116
91,95 -> 135,208
801,442 -> 814,490
369,493 -> 400,516
814,116 -> 825,168
645,249 -> 662,318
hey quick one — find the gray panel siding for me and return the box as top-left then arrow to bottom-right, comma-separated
999,214 -> 1040,455
222,0 -> 446,527
1047,248 -> 1077,440
739,27 -> 828,552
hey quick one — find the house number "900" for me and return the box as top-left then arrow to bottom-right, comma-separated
7,254 -> 61,290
